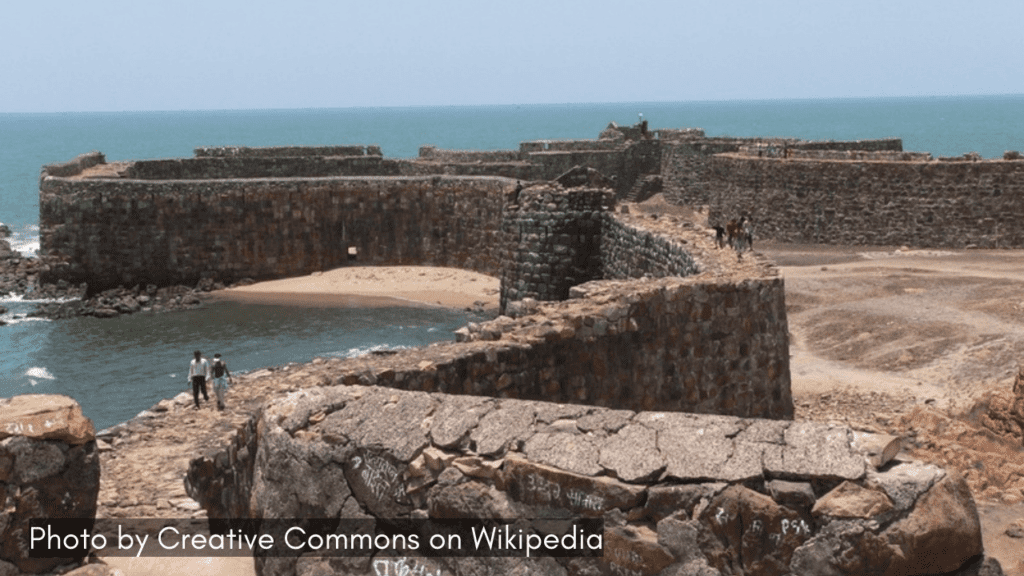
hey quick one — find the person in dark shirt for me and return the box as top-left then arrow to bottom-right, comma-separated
211,353 -> 233,411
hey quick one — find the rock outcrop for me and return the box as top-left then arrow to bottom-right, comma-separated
0,395 -> 100,574
974,365 -> 1024,445
188,385 -> 997,576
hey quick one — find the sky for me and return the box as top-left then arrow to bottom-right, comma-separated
1,0 -> 1022,113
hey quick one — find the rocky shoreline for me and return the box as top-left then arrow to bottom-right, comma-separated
0,234 -> 253,322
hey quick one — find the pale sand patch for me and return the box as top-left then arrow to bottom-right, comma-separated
211,266 -> 501,310
101,555 -> 256,576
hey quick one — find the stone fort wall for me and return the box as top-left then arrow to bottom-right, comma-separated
657,135 -> 904,206
707,152 -> 1024,247
40,167 -> 508,291
35,132 -> 999,575
38,151 -> 792,420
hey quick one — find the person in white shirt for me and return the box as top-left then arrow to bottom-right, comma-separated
188,350 -> 211,409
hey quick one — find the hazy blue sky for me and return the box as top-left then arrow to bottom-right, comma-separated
2,0 -> 1021,112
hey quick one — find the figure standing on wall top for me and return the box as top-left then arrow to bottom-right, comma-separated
510,180 -> 523,204
187,350 -> 211,409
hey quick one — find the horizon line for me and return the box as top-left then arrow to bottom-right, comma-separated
3,92 -> 1023,116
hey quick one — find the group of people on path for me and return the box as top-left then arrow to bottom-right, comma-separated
187,350 -> 232,410
712,215 -> 755,259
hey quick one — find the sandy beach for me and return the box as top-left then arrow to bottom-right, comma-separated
210,266 -> 501,311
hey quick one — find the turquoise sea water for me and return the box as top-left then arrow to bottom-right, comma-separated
1,96 -> 1022,428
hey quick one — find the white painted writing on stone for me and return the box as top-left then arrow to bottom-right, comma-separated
520,474 -> 606,512
566,489 -> 604,511
781,518 -> 812,537
353,454 -> 405,503
523,474 -> 561,504
373,557 -> 443,576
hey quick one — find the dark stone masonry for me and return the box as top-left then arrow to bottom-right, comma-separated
17,122 -> 1015,574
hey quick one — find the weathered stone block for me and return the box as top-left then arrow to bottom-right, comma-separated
0,395 -> 99,574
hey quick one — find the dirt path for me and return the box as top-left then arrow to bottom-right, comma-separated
763,242 -> 1024,575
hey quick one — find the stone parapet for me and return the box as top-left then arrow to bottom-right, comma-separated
41,152 -> 106,178
396,159 -> 534,180
418,146 -> 523,163
122,155 -> 400,180
0,395 -> 100,574
708,153 -> 1024,247
520,139 -> 625,153
601,213 -> 699,280
195,145 -> 380,158
187,385 -> 990,576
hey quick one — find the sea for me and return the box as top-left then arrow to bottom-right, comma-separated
2,95 -> 1023,430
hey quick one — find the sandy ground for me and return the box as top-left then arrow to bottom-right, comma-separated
99,245 -> 1024,575
761,241 -> 1024,575
210,265 -> 501,311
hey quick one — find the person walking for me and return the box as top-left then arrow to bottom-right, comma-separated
211,353 -> 233,411
188,350 -> 211,409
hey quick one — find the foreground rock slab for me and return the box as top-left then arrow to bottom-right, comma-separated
188,385 -> 1000,576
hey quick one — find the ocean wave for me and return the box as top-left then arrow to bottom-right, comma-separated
25,367 -> 56,380
5,226 -> 40,257
13,240 -> 39,257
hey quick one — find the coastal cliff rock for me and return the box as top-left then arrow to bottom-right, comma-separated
0,395 -> 100,574
188,385 -> 998,576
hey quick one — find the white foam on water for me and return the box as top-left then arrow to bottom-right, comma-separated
0,315 -> 50,325
13,240 -> 39,257
0,293 -> 78,305
5,226 -> 40,257
25,367 -> 56,380
334,344 -> 410,358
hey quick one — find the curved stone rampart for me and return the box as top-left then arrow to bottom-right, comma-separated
40,174 -> 509,291
707,153 -> 1024,247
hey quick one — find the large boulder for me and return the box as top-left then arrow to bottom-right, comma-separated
0,395 -> 100,574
